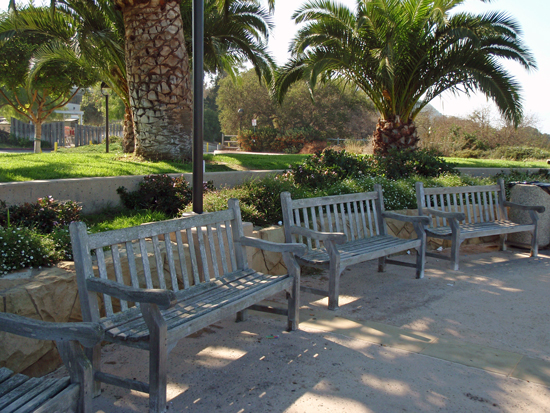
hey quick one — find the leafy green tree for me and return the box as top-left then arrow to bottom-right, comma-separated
217,69 -> 376,140
0,17 -> 96,152
276,0 -> 536,155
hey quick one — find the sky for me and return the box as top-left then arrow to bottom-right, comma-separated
1,0 -> 548,133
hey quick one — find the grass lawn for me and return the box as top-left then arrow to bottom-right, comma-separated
446,157 -> 549,168
0,142 -> 307,182
1,141 -> 548,183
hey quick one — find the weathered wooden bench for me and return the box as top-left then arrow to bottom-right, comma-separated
0,313 -> 102,413
280,185 -> 430,310
69,199 -> 305,413
415,179 -> 545,270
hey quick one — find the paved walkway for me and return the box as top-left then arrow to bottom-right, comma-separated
51,246 -> 550,412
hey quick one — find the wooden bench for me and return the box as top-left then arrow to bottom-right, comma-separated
69,199 -> 305,413
0,313 -> 102,413
415,179 -> 545,270
280,185 -> 430,310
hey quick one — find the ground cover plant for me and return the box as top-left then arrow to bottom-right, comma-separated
0,197 -> 82,274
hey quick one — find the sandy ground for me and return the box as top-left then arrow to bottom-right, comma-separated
50,245 -> 550,412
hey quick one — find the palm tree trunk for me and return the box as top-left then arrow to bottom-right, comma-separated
121,0 -> 193,161
372,117 -> 419,155
122,104 -> 135,153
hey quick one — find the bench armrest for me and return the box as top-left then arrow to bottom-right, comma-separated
382,212 -> 430,225
0,312 -> 103,348
423,208 -> 466,221
289,225 -> 347,244
240,236 -> 307,255
503,201 -> 545,213
86,278 -> 177,310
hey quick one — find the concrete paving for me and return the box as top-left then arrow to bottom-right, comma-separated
50,245 -> 550,412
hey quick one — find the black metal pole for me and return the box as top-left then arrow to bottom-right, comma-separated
105,94 -> 109,153
192,0 -> 204,214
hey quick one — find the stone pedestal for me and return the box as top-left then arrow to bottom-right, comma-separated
508,184 -> 550,248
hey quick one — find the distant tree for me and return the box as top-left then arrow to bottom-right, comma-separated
217,69 -> 376,140
0,21 -> 96,152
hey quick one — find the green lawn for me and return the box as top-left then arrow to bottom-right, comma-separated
0,145 -> 304,182
446,157 -> 549,168
1,143 -> 548,183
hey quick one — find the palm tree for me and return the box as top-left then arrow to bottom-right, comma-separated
276,0 -> 536,155
4,0 -> 275,160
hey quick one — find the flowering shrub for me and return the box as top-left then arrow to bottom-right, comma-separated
0,197 -> 82,233
0,227 -> 63,275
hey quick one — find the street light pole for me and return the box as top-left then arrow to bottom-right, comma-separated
192,0 -> 204,214
100,82 -> 110,153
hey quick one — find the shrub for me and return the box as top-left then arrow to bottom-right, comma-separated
238,127 -> 318,153
375,148 -> 457,179
494,169 -> 550,200
117,174 -> 195,216
0,196 -> 82,233
491,146 -> 550,161
290,148 -> 376,188
238,127 -> 278,152
0,226 -> 63,275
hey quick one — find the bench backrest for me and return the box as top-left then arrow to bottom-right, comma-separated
280,186 -> 386,251
416,179 -> 507,228
70,199 -> 249,322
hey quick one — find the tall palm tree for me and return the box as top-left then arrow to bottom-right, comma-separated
4,0 -> 275,160
276,0 -> 536,155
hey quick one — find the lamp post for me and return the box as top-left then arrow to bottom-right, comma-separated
238,108 -> 244,132
100,82 -> 111,153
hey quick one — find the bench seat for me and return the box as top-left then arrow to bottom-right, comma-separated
298,235 -> 421,267
100,269 -> 293,346
426,220 -> 532,239
0,313 -> 103,413
0,371 -> 75,413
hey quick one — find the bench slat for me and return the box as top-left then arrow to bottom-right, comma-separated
95,247 -> 114,316
110,244 -> 128,311
186,228 -> 201,286
6,377 -> 70,413
0,368 -> 13,385
423,184 -> 500,195
152,235 -> 166,290
164,233 -> 179,291
215,222 -> 229,276
224,220 -> 238,272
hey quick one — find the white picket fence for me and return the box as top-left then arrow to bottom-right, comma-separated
10,118 -> 123,147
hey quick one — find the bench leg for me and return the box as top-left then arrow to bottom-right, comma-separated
416,238 -> 426,279
378,257 -> 386,272
531,228 -> 539,257
142,304 -> 168,413
499,234 -> 507,252
450,237 -> 461,271
236,310 -> 249,322
327,262 -> 341,311
85,344 -> 102,398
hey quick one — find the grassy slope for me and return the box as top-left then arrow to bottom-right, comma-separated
446,157 -> 548,168
1,142 -> 547,183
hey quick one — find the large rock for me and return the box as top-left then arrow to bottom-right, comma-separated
0,264 -> 79,376
508,184 -> 550,248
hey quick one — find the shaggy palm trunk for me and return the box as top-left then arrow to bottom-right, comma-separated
372,117 -> 419,156
122,104 -> 135,153
120,0 -> 193,161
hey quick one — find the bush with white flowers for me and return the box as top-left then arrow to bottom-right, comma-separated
0,227 -> 63,275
